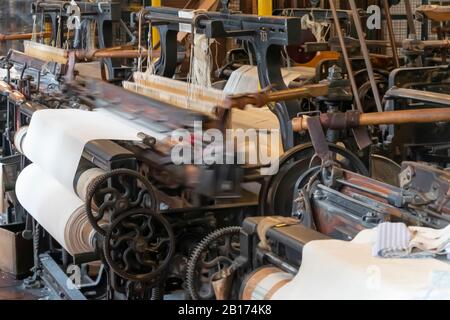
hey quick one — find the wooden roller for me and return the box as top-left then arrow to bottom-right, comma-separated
24,41 -> 69,64
0,32 -> 51,42
292,108 -> 450,132
240,267 -> 293,300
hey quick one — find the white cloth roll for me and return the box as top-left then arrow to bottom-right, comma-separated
16,108 -> 167,255
16,164 -> 94,255
272,229 -> 450,300
22,109 -> 165,190
223,65 -> 315,95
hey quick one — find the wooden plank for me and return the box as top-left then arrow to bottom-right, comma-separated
23,41 -> 68,65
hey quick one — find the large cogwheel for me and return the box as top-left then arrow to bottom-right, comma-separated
186,226 -> 242,300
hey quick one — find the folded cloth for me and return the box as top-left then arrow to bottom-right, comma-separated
373,222 -> 411,258
409,225 -> 450,258
373,223 -> 450,259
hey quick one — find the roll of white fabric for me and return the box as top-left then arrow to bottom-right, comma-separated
16,108 -> 166,255
240,267 -> 294,300
272,228 -> 450,300
16,164 -> 95,255
223,65 -> 315,95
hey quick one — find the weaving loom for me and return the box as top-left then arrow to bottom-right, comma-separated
123,72 -> 227,118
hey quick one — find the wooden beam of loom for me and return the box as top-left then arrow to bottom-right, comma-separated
23,41 -> 69,65
0,32 -> 51,42
417,5 -> 450,23
123,73 -> 227,117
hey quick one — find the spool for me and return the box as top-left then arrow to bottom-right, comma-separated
240,266 -> 293,300
16,163 -> 98,255
14,125 -> 29,154
64,205 -> 97,254
74,166 -> 106,202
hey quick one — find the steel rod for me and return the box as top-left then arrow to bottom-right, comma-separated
348,0 -> 383,113
404,0 -> 417,37
382,0 -> 400,68
384,87 -> 450,106
328,0 -> 364,113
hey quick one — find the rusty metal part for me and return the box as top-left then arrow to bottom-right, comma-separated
340,163 -> 450,223
75,49 -> 161,60
224,84 -> 329,109
211,268 -> 235,300
186,227 -> 242,300
370,154 -> 402,187
306,116 -> 332,163
402,39 -> 450,51
292,108 -> 450,132
417,5 -> 450,23
382,0 -> 400,68
432,26 -> 450,34
323,2 -> 373,150
296,162 -> 450,240
328,0 -> 363,113
0,81 -> 12,95
8,91 -> 26,104
384,87 -> 450,106
0,32 -> 51,42
421,40 -> 450,49
366,40 -> 403,47
0,82 -> 26,104
348,0 -> 383,113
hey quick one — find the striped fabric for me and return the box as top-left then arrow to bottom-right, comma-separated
373,222 -> 412,258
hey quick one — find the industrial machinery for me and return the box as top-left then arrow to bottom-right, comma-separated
0,1 -> 448,302
231,159 -> 450,300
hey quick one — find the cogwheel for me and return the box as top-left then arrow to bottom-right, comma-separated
186,226 -> 242,300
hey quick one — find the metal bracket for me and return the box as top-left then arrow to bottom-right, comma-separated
39,253 -> 86,300
305,116 -> 331,163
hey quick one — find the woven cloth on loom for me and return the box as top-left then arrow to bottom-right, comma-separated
272,228 -> 450,300
123,72 -> 227,117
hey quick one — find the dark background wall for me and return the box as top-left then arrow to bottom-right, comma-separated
0,0 -> 33,55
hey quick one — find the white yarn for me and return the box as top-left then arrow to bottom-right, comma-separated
31,14 -> 38,42
190,33 -> 213,88
301,13 -> 330,43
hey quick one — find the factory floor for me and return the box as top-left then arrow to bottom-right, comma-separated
0,271 -> 43,300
